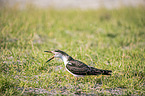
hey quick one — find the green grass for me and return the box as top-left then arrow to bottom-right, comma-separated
0,7 -> 145,95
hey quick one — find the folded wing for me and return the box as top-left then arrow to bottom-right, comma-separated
66,60 -> 112,75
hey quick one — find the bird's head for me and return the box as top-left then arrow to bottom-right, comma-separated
44,49 -> 69,63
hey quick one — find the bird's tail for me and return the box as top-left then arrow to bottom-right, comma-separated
89,67 -> 112,75
101,69 -> 112,75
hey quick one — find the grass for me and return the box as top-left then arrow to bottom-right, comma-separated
0,6 -> 145,95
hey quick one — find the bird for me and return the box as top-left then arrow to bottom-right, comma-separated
44,49 -> 112,77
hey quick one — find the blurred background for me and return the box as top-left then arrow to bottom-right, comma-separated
0,0 -> 145,95
0,0 -> 145,9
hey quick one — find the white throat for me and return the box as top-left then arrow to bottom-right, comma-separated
60,55 -> 69,65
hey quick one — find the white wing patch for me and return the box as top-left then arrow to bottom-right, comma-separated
68,62 -> 72,65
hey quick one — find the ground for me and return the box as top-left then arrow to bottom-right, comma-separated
0,7 -> 145,95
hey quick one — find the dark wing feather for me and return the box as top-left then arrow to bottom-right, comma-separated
87,67 -> 112,75
66,60 -> 112,75
66,60 -> 90,75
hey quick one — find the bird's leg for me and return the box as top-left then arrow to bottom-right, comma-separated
74,77 -> 79,85
76,77 -> 78,81
101,76 -> 105,86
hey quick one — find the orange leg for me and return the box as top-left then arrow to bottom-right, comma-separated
76,77 -> 78,81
